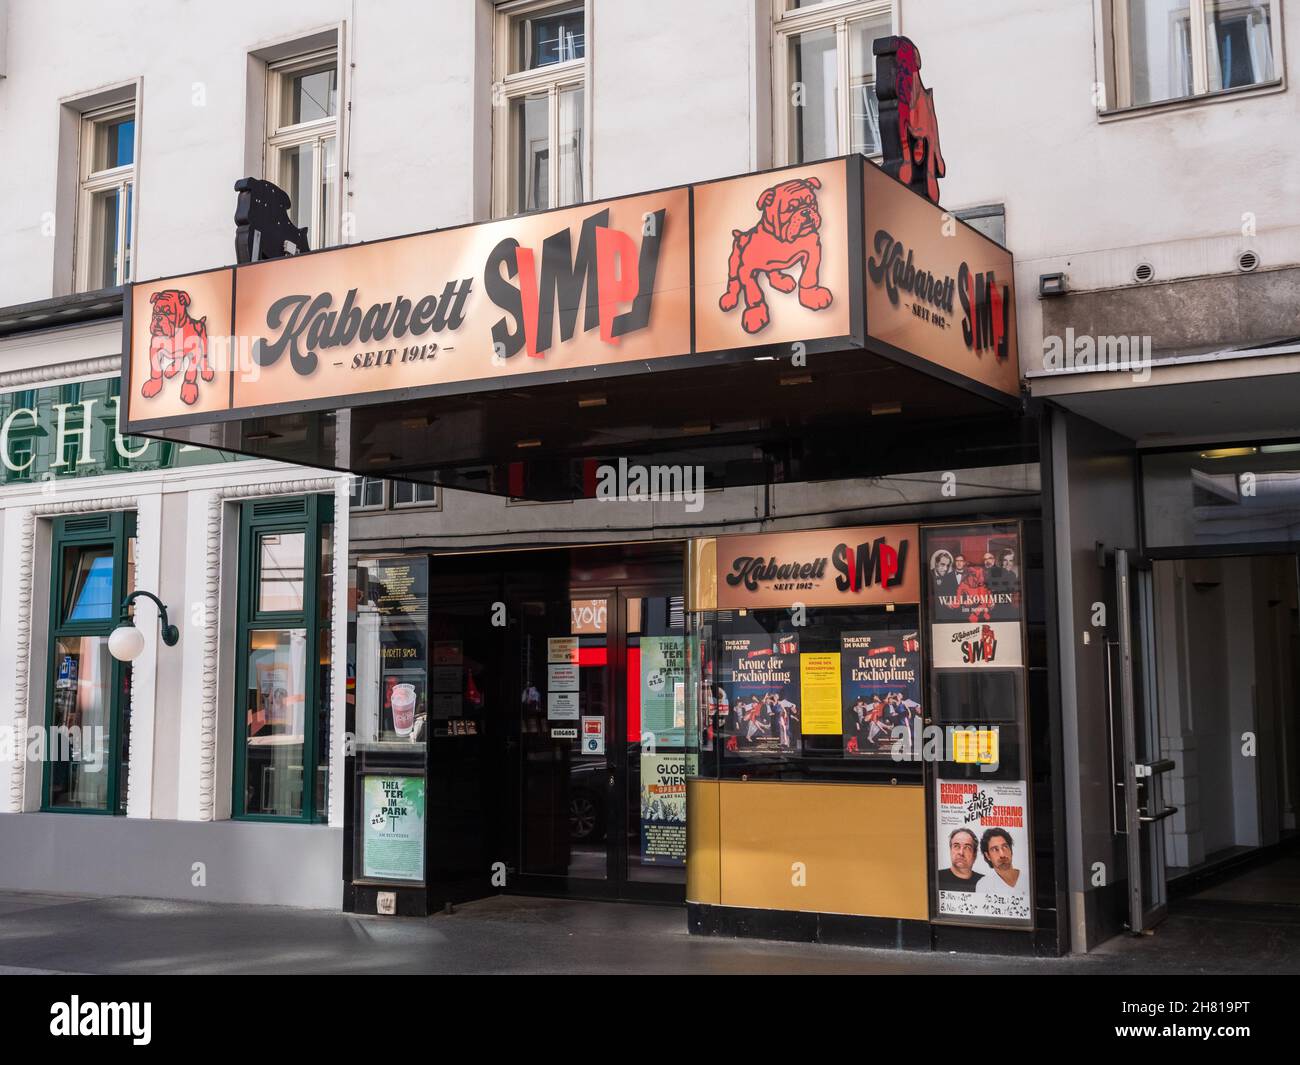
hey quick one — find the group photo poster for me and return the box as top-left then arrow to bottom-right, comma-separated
719,633 -> 802,753
840,629 -> 923,758
926,523 -> 1023,623
935,778 -> 1031,925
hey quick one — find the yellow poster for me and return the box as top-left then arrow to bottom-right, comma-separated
953,728 -> 1000,765
800,653 -> 842,735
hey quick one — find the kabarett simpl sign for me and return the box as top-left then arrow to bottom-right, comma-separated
715,524 -> 920,609
863,162 -> 1019,398
123,157 -> 1021,432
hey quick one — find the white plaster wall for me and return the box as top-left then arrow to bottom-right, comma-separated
590,0 -> 758,195
0,310 -> 352,823
3,0 -> 1292,329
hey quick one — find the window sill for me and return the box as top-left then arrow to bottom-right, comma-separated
1098,79 -> 1286,123
38,806 -> 121,816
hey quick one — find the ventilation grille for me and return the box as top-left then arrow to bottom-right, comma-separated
1237,250 -> 1260,273
249,497 -> 309,519
1133,262 -> 1155,283
62,514 -> 113,534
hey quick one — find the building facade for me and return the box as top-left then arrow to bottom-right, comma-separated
0,0 -> 1296,949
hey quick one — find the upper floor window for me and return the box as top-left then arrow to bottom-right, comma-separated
266,50 -> 340,248
77,105 -> 135,291
349,476 -> 386,511
348,476 -> 440,512
774,0 -> 893,165
391,481 -> 438,508
493,1 -> 588,216
1108,0 -> 1281,110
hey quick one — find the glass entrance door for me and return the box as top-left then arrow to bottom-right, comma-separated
1115,548 -> 1175,933
511,585 -> 687,900
516,590 -> 616,886
621,589 -> 689,895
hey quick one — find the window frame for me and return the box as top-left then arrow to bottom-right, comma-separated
389,480 -> 441,511
75,102 -> 137,292
42,512 -> 136,815
348,475 -> 388,512
1102,0 -> 1285,116
265,47 -> 342,249
771,0 -> 897,167
491,0 -> 592,217
231,495 -> 334,823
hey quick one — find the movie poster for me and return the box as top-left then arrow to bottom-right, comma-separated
935,778 -> 1031,925
926,524 -> 1022,623
639,753 -> 696,866
720,633 -> 802,753
841,630 -> 923,757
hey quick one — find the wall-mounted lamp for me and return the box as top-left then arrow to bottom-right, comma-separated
1039,272 -> 1068,298
108,591 -> 180,663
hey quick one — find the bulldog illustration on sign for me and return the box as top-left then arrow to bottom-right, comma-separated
718,175 -> 833,334
142,289 -> 214,406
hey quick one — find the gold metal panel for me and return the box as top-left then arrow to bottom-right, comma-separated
717,781 -> 929,920
685,779 -> 722,904
686,538 -> 718,612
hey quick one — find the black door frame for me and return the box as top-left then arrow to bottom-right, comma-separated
612,581 -> 690,905
505,578 -> 687,904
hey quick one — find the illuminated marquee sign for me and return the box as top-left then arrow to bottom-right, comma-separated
715,525 -> 921,609
123,155 -> 1020,433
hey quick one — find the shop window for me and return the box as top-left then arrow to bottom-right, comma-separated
493,1 -> 588,216
233,495 -> 334,821
77,103 -> 135,291
1105,0 -> 1281,111
43,512 -> 136,814
690,603 -> 925,782
266,49 -> 341,249
774,0 -> 893,165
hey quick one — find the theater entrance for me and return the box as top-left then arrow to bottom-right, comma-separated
424,543 -> 688,905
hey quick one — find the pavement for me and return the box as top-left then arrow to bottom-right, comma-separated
0,888 -> 1298,974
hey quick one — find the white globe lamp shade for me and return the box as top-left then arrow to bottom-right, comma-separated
108,624 -> 146,663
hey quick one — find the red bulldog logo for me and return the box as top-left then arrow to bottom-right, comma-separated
876,36 -> 946,205
718,176 -> 833,334
142,289 -> 214,406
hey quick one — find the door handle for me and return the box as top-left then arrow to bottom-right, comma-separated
1139,805 -> 1179,824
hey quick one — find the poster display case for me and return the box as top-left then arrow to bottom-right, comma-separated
349,557 -> 429,892
685,519 -> 1037,935
923,521 -> 1033,929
